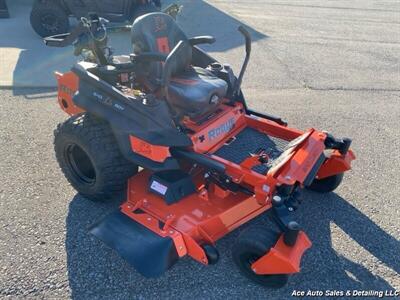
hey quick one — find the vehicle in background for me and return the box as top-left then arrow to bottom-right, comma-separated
0,0 -> 9,19
30,0 -> 163,37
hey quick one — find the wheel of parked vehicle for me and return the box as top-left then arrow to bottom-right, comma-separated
30,3 -> 70,37
54,113 -> 138,202
232,226 -> 289,288
307,173 -> 344,193
131,3 -> 159,21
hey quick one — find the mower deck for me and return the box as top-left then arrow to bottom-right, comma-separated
90,103 -> 354,279
123,169 -> 269,242
91,168 -> 275,276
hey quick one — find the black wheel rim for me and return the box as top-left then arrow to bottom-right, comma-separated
40,13 -> 60,32
65,144 -> 96,185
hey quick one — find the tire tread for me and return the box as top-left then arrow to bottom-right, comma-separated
54,113 -> 138,201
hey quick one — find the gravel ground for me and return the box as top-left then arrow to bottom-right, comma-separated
1,0 -> 399,299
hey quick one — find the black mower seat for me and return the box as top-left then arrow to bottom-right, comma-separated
131,12 -> 227,118
168,67 -> 227,118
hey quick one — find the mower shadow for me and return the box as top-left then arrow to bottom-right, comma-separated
65,190 -> 398,299
1,0 -> 266,98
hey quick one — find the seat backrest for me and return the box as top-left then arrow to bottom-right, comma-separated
131,12 -> 192,83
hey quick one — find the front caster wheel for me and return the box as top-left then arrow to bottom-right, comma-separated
202,244 -> 219,265
232,226 -> 289,288
307,173 -> 344,193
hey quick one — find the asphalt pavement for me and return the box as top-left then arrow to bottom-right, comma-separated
0,0 -> 399,299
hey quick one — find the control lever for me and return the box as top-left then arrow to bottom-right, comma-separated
43,14 -> 107,47
44,31 -> 81,47
44,14 -> 109,65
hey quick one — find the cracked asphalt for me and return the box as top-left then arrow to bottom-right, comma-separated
1,0 -> 399,299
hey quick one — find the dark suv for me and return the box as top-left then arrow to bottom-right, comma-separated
30,0 -> 161,37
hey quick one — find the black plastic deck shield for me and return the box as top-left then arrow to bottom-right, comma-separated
72,63 -> 192,148
71,63 -> 193,171
90,211 -> 179,278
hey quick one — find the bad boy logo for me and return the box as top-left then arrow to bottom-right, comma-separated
154,16 -> 167,32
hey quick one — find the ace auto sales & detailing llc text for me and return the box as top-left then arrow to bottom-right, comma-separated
292,289 -> 399,298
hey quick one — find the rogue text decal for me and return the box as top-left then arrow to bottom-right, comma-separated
208,118 -> 235,140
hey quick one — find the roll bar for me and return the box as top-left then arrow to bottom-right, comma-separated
232,26 -> 252,98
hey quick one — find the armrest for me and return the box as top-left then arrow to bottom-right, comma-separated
130,52 -> 168,63
188,36 -> 216,46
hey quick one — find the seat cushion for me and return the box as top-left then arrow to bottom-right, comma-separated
168,67 -> 228,118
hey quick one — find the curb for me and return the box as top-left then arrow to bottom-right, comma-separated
0,84 -> 57,89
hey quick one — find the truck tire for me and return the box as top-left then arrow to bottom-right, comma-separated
30,3 -> 70,37
54,113 -> 138,202
131,3 -> 158,22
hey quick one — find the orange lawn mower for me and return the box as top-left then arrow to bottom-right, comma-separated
45,12 -> 355,288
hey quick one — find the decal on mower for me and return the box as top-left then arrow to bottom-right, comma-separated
154,15 -> 167,32
92,92 -> 125,111
150,180 -> 168,195
60,85 -> 75,96
113,103 -> 125,111
93,92 -> 108,103
208,118 -> 235,141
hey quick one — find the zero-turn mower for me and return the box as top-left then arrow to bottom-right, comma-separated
45,12 -> 355,288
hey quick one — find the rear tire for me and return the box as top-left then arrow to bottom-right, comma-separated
232,226 -> 289,288
30,3 -> 69,37
307,173 -> 344,193
131,3 -> 158,22
54,113 -> 138,202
